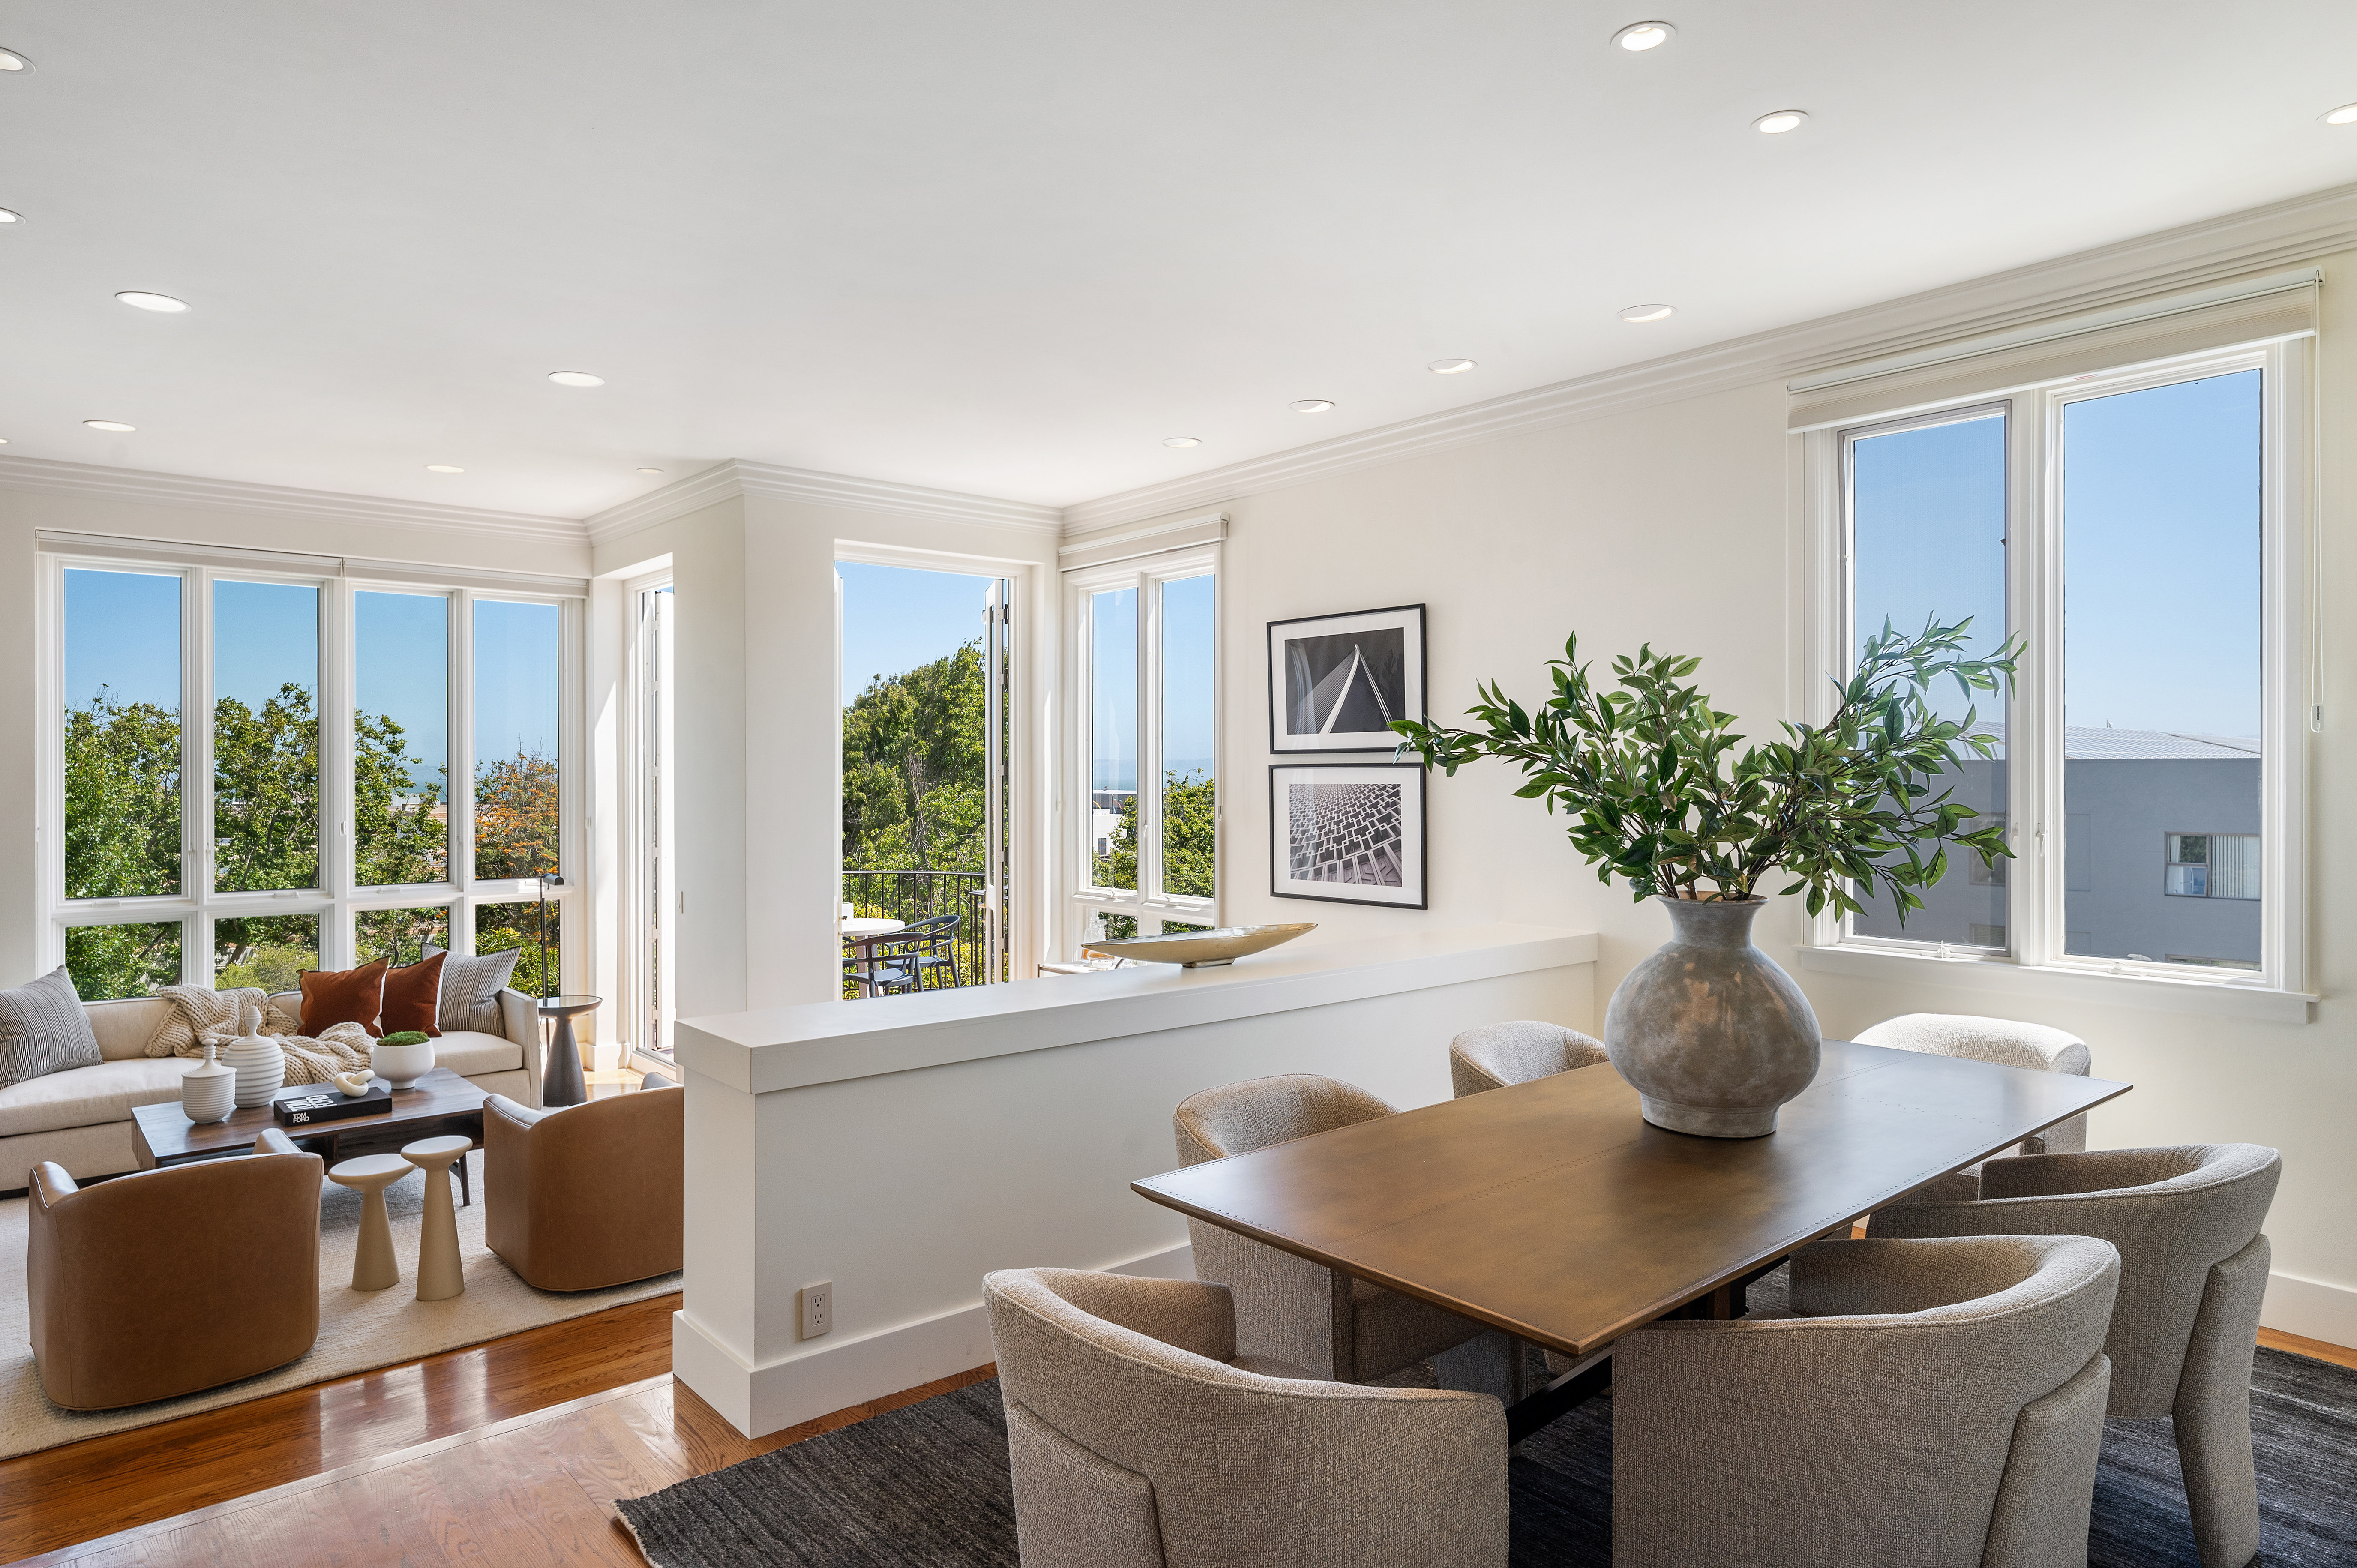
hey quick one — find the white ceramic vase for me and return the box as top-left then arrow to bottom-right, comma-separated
180,1041 -> 236,1124
222,1004 -> 287,1108
371,1037 -> 435,1091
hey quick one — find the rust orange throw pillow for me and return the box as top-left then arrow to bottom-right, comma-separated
299,959 -> 390,1038
377,952 -> 446,1038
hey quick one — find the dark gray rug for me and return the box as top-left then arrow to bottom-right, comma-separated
617,1349 -> 2357,1567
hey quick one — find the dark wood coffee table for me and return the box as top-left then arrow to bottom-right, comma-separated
131,1067 -> 490,1204
1134,1039 -> 2129,1439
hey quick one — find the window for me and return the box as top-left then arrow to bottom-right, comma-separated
2166,833 -> 2259,901
1808,337 -> 2304,1001
1068,550 -> 1217,949
46,554 -> 579,1001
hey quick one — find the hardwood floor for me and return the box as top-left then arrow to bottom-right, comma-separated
9,1361 -> 997,1568
0,1291 -> 688,1564
2259,1325 -> 2357,1371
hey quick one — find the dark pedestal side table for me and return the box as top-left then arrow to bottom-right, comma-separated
537,994 -> 600,1107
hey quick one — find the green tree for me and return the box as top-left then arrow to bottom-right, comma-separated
62,689 -> 181,900
841,641 -> 987,875
474,749 -> 558,880
355,711 -> 446,887
212,683 -> 320,893
1101,771 -> 1216,898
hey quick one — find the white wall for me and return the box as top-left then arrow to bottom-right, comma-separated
672,929 -> 1595,1437
593,495 -> 1059,1018
1173,249 -> 2357,1341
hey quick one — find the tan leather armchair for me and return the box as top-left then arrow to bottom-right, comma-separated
28,1127 -> 322,1411
484,1079 -> 681,1291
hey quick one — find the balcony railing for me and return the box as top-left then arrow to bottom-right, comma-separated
842,868 -> 994,992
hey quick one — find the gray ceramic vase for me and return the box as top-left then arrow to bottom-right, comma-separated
1603,895 -> 1821,1138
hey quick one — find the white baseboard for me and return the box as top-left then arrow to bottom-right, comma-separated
2262,1269 -> 2357,1350
675,1241 -> 1194,1439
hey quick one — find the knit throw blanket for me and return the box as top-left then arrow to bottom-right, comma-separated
144,985 -> 376,1085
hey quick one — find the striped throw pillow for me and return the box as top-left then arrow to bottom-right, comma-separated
0,967 -> 104,1091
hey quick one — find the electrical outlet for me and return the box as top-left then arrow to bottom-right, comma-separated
798,1281 -> 832,1340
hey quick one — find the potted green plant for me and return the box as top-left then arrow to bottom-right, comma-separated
1392,618 -> 2018,1136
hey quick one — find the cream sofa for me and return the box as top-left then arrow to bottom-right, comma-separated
2,989 -> 543,1190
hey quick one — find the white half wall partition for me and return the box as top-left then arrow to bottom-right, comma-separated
668,923 -> 1597,1438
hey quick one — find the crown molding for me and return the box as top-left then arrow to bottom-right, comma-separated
0,453 -> 586,543
585,458 -> 1062,547
580,460 -> 748,545
1062,180 -> 2357,532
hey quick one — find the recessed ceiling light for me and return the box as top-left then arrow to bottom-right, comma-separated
2325,102 -> 2357,126
116,291 -> 190,313
1752,109 -> 1808,134
84,420 -> 137,432
636,465 -> 666,474
0,48 -> 31,72
1619,303 -> 1675,323
0,209 -> 22,225
1162,437 -> 1201,448
0,437 -> 9,444
1289,399 -> 1336,413
1427,358 -> 1478,374
425,464 -> 465,474
548,370 -> 604,387
1612,21 -> 1675,50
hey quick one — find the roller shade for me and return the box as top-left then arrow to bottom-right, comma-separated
36,529 -> 589,596
1059,510 -> 1226,572
1787,267 -> 2319,432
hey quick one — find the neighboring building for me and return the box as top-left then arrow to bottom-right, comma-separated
1853,728 -> 2260,968
1091,789 -> 1134,861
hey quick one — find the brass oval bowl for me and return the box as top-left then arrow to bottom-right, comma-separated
1083,923 -> 1318,969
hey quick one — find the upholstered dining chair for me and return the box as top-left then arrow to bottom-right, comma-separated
1856,1012 -> 2093,1160
28,1128 -> 322,1410
984,1267 -> 1507,1568
1448,1019 -> 1610,1098
484,1075 -> 682,1290
1173,1073 -> 1523,1396
1614,1233 -> 2121,1568
1872,1143 -> 2280,1568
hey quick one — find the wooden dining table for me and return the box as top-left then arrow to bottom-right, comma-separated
1132,1038 -> 2129,1439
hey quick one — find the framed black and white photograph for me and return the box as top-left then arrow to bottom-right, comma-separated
1267,604 -> 1425,754
1269,762 -> 1427,909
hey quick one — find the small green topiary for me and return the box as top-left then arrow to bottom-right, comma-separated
379,1030 -> 432,1048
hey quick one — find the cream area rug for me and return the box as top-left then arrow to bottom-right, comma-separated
0,1151 -> 680,1459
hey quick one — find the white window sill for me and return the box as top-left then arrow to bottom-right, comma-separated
1794,942 -> 2315,1025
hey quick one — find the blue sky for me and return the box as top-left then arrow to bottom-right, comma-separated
839,562 -> 996,705
2061,371 -> 2260,737
65,574 -> 559,784
1852,368 -> 2261,738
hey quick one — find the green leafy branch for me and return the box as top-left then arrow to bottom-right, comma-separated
1390,618 -> 2020,922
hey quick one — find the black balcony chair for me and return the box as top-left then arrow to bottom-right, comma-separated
843,932 -> 914,997
883,913 -> 963,991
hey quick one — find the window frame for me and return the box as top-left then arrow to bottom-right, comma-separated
1799,337 -> 2310,1016
39,549 -> 586,996
1063,545 -> 1219,947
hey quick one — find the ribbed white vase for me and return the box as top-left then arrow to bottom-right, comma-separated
180,1041 -> 235,1124
222,1002 -> 286,1107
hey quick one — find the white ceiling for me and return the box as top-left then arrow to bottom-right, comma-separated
2,1 -> 2354,521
